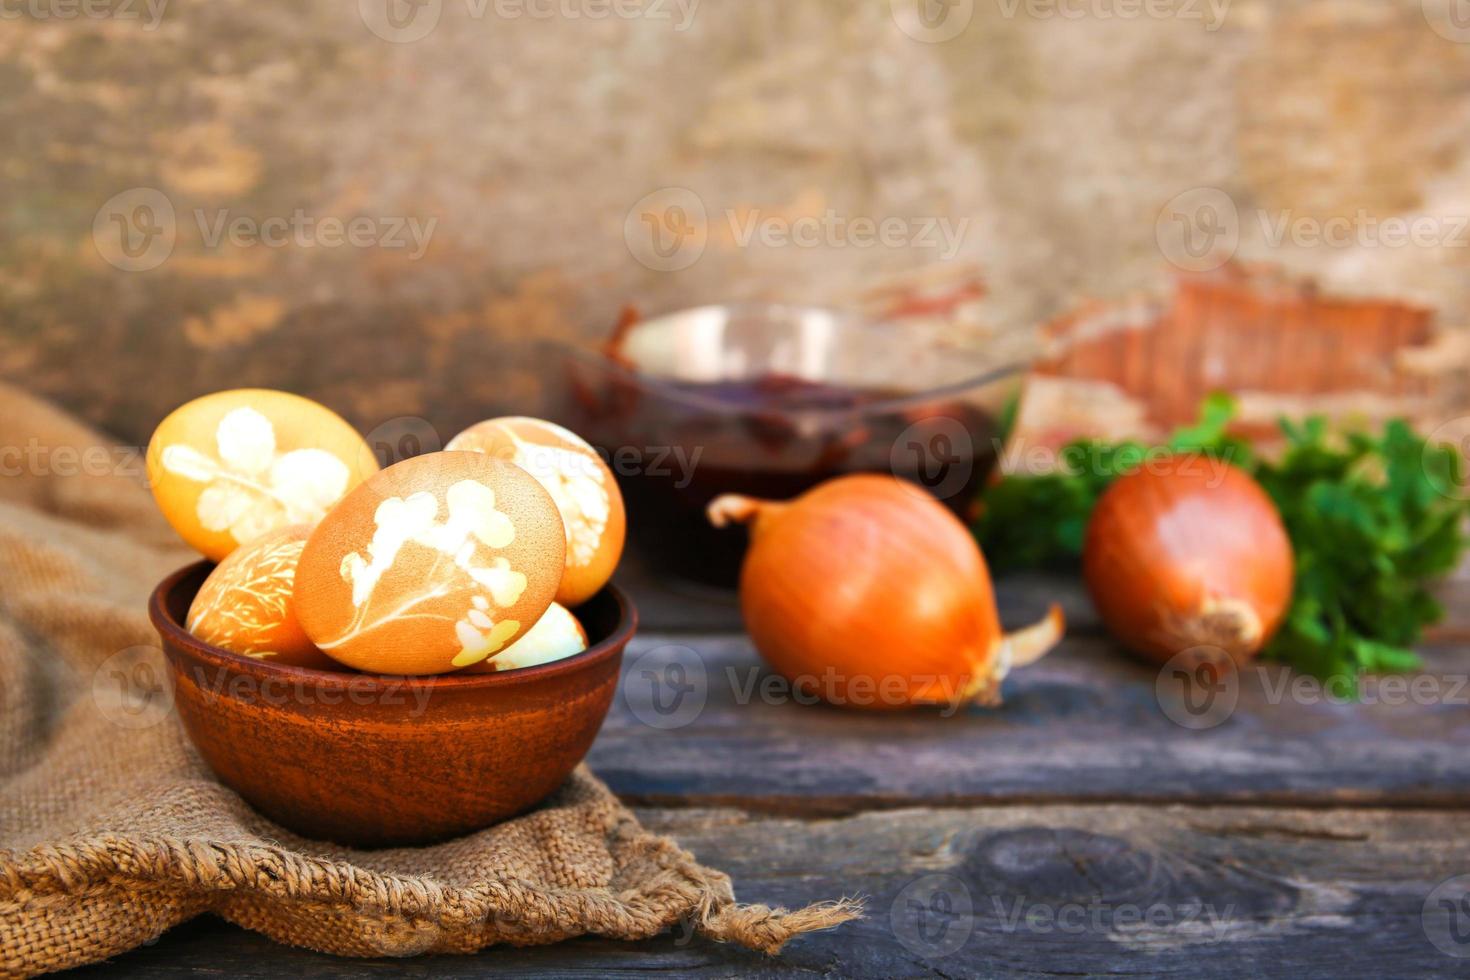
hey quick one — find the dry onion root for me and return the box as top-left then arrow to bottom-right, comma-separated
709,475 -> 1064,711
1082,459 -> 1294,669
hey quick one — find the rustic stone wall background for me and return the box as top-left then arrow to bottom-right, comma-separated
3,0 -> 1469,444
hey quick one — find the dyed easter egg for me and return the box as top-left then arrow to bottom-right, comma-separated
294,452 -> 565,675
446,416 -> 625,606
462,603 -> 588,673
147,389 -> 378,561
186,524 -> 338,670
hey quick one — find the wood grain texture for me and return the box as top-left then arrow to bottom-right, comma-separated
68,804 -> 1470,977
588,629 -> 1470,812
625,548 -> 1470,643
60,571 -> 1470,975
618,561 -> 1098,637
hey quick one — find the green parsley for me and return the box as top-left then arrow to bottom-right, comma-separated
975,396 -> 1470,678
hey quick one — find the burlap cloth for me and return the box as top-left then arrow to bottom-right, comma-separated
0,385 -> 859,977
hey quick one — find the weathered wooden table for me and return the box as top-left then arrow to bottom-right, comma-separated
71,565 -> 1470,978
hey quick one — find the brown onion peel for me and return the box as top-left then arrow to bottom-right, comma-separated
707,493 -> 784,532
1082,460 -> 1294,668
708,477 -> 1065,712
1160,595 -> 1263,660
959,601 -> 1065,706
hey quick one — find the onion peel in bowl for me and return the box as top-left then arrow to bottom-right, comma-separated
709,475 -> 1063,711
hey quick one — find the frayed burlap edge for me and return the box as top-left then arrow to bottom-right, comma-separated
0,771 -> 862,977
0,384 -> 862,977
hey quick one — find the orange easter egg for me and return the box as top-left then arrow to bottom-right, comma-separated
147,389 -> 378,561
461,603 -> 588,673
446,416 -> 625,606
294,452 -> 565,675
186,524 -> 338,670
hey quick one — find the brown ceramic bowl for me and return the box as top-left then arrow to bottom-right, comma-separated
149,561 -> 635,848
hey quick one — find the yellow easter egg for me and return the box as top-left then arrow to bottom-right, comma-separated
147,389 -> 378,561
186,524 -> 338,670
446,416 -> 625,606
461,603 -> 588,673
293,452 -> 566,675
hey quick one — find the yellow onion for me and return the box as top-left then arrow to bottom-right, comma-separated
709,475 -> 1063,710
1083,460 -> 1294,667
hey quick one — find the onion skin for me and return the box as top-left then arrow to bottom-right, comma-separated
710,475 -> 1062,711
1083,460 -> 1294,668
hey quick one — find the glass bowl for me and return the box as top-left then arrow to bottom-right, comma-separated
547,303 -> 1025,587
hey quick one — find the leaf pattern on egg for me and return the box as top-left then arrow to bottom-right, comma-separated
188,534 -> 305,656
467,422 -> 610,569
321,478 -> 526,666
161,406 -> 351,545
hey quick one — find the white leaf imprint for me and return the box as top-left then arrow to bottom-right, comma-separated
323,479 -> 528,666
460,422 -> 610,568
215,407 -> 276,476
160,444 -> 222,483
196,484 -> 263,535
161,408 -> 353,546
270,449 -> 350,521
